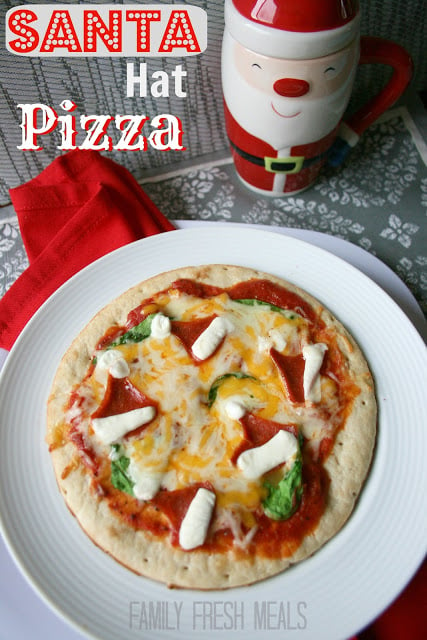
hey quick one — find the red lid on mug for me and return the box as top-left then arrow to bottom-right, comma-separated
225,0 -> 361,59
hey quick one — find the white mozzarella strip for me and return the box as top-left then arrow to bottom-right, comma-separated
92,406 -> 156,445
97,349 -> 123,369
303,343 -> 328,402
224,397 -> 247,420
150,313 -> 171,339
237,430 -> 298,479
97,349 -> 129,378
128,461 -> 163,501
191,316 -> 233,361
179,488 -> 216,550
258,329 -> 287,354
109,358 -> 130,379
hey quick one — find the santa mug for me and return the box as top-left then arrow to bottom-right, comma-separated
222,0 -> 413,196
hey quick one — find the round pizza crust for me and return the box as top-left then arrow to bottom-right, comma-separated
47,265 -> 377,589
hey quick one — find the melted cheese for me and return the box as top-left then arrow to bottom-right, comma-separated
71,288 -> 340,547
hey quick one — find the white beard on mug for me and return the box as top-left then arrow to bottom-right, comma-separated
222,37 -> 357,150
223,74 -> 355,150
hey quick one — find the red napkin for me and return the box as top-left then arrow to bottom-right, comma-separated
0,149 -> 175,352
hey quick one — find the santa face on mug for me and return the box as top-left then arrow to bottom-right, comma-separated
221,0 -> 363,195
222,35 -> 359,195
222,0 -> 411,195
223,37 -> 358,150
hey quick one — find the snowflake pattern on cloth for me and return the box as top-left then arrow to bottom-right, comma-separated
0,219 -> 29,297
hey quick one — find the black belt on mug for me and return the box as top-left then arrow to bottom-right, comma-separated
229,140 -> 329,174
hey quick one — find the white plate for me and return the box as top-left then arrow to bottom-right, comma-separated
0,226 -> 426,640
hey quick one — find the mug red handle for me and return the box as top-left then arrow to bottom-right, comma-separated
346,36 -> 413,137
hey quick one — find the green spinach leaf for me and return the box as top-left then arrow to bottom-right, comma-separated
262,456 -> 303,521
110,313 -> 157,346
110,445 -> 134,496
235,298 -> 298,320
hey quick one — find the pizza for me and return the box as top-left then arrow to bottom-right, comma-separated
46,265 -> 376,589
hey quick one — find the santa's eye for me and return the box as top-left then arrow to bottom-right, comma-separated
252,63 -> 262,69
324,66 -> 336,75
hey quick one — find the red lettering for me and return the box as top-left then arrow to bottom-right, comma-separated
159,10 -> 201,54
126,9 -> 161,53
84,10 -> 122,53
40,10 -> 82,53
7,9 -> 39,53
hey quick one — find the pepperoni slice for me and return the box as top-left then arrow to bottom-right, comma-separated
95,326 -> 126,350
171,277 -> 317,322
232,413 -> 298,463
151,482 -> 214,545
270,348 -> 305,403
125,306 -> 151,330
227,279 -> 316,322
171,279 -> 224,298
92,376 -> 156,419
171,314 -> 218,360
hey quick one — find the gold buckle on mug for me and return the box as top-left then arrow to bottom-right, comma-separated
264,156 -> 305,174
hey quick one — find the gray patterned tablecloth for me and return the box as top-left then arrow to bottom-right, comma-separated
1,98 -> 427,324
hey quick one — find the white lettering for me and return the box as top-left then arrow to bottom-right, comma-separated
126,62 -> 187,98
80,115 -> 114,151
114,115 -> 150,151
17,102 -> 187,152
17,103 -> 57,150
127,62 -> 147,97
148,114 -> 186,151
